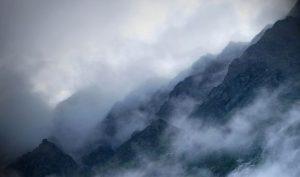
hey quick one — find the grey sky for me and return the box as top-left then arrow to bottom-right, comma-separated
0,0 -> 296,165
0,0 -> 295,105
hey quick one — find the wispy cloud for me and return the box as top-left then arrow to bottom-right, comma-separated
0,0 -> 296,166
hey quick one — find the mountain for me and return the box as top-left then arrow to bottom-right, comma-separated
75,12 -> 273,171
4,139 -> 78,177
290,0 -> 300,17
51,87 -> 117,156
91,1 -> 300,176
82,41 -> 250,168
157,42 -> 248,119
93,119 -> 177,175
191,14 -> 300,123
86,40 -> 260,175
93,89 -> 168,148
3,2 -> 300,177
80,87 -> 170,168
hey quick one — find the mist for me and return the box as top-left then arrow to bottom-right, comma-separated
91,86 -> 300,177
0,0 -> 296,167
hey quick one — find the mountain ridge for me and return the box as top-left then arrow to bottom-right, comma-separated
3,2 -> 300,177
190,15 -> 300,123
4,139 -> 78,177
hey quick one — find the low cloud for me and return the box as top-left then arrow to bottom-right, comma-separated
0,0 -> 296,167
91,86 -> 300,177
228,104 -> 300,177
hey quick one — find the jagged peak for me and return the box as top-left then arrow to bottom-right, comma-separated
41,138 -> 52,145
38,138 -> 60,150
6,138 -> 78,177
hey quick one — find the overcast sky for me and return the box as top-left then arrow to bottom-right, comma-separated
0,0 -> 295,106
0,0 -> 296,165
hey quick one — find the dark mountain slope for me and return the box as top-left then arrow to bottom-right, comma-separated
92,3 -> 300,176
83,42 -> 249,168
94,119 -> 177,174
81,89 -> 169,168
4,3 -> 299,177
4,139 -> 78,177
191,15 -> 300,123
290,0 -> 300,17
157,42 -> 248,119
96,90 -> 168,147
81,145 -> 114,168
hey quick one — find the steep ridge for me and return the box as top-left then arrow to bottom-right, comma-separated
290,0 -> 300,17
81,145 -> 114,168
157,42 -> 248,119
85,42 -> 261,175
92,2 -> 300,175
94,119 -> 177,175
95,89 -> 168,147
83,41 -> 249,168
82,30 -> 269,169
81,89 -> 169,168
4,2 -> 300,177
4,139 -> 78,177
191,14 -> 300,123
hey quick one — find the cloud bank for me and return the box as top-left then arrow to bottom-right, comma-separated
0,0 -> 296,166
92,87 -> 300,177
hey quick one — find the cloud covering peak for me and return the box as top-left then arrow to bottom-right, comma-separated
0,0 -> 296,166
